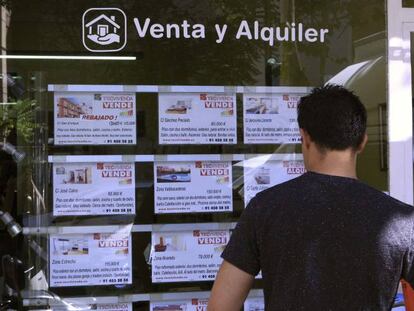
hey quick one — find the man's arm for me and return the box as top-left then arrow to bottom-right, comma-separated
208,260 -> 255,311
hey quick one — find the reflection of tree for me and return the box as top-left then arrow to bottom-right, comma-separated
0,0 -> 11,10
0,99 -> 35,145
8,0 -> 386,86
0,99 -> 35,227
125,0 -> 268,85
10,0 -> 271,85
279,0 -> 384,85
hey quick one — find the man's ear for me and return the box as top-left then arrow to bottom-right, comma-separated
356,133 -> 368,154
300,129 -> 311,149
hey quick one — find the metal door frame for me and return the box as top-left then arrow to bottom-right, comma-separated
388,0 -> 414,204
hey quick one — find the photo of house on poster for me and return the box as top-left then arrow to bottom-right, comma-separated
243,93 -> 303,144
158,93 -> 237,144
151,230 -> 229,282
53,162 -> 135,216
244,297 -> 264,311
53,303 -> 132,311
244,159 -> 305,205
49,232 -> 132,287
54,92 -> 136,145
154,161 -> 233,214
150,298 -> 208,311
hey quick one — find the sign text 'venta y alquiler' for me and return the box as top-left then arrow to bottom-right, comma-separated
133,18 -> 329,46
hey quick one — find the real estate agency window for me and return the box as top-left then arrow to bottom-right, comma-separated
0,0 -> 386,309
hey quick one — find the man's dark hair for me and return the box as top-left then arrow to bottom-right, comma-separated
297,84 -> 367,151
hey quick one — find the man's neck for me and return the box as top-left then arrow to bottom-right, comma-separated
306,149 -> 358,179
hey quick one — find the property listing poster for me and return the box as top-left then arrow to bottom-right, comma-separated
243,93 -> 303,144
151,230 -> 229,282
159,93 -> 237,144
150,298 -> 208,311
54,303 -> 132,311
244,159 -> 305,205
244,297 -> 264,311
154,161 -> 233,214
53,162 -> 135,216
54,92 -> 136,145
49,232 -> 132,287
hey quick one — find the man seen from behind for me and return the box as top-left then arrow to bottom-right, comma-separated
208,84 -> 414,311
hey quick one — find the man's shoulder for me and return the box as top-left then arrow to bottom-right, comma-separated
253,174 -> 304,203
252,173 -> 413,213
366,186 -> 413,211
349,178 -> 413,211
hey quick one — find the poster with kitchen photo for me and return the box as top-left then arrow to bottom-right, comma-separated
150,298 -> 208,311
151,230 -> 229,283
159,92 -> 237,144
243,93 -> 303,144
244,297 -> 264,311
53,162 -> 135,216
49,232 -> 132,287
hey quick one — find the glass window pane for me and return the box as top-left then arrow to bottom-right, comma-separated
0,0 -> 388,307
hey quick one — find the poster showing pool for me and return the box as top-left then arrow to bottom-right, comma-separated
154,161 -> 233,214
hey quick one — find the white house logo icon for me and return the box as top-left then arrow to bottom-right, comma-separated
82,8 -> 127,52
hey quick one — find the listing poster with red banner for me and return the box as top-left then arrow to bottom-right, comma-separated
54,303 -> 132,311
244,159 -> 305,205
154,161 -> 232,214
49,232 -> 132,287
150,298 -> 208,311
53,162 -> 135,216
151,230 -> 229,283
243,93 -> 303,144
158,93 -> 237,144
244,297 -> 264,311
54,92 -> 136,145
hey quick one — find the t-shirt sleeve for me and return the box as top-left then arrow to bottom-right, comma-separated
403,221 -> 414,287
221,197 -> 261,276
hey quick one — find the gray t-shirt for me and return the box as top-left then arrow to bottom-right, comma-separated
222,171 -> 414,311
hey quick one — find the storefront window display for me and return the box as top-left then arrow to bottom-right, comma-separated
0,0 -> 388,310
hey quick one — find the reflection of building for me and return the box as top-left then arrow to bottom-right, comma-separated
57,98 -> 84,118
